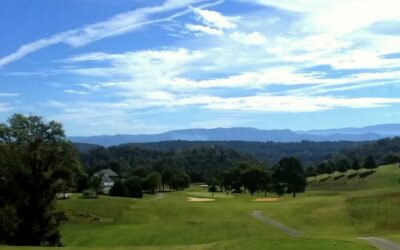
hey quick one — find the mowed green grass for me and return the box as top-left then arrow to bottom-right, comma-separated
2,164 -> 400,250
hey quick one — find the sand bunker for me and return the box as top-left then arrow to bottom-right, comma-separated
253,198 -> 281,202
187,197 -> 215,202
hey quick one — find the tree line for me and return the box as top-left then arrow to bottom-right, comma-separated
77,141 -> 308,198
78,144 -> 259,183
108,171 -> 190,198
82,139 -> 363,166
305,154 -> 378,179
207,157 -> 306,197
305,137 -> 400,179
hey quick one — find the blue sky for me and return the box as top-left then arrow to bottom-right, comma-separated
1,0 -> 400,136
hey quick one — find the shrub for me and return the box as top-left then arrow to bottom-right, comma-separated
208,185 -> 217,192
82,189 -> 97,198
109,180 -> 127,197
124,177 -> 143,198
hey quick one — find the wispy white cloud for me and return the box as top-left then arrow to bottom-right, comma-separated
0,93 -> 20,97
185,24 -> 223,35
229,31 -> 266,45
202,95 -> 400,112
64,89 -> 89,95
247,0 -> 400,34
62,47 -> 400,94
0,103 -> 14,112
43,92 -> 400,116
185,7 -> 237,36
0,0 -> 206,67
9,0 -> 400,133
192,7 -> 237,30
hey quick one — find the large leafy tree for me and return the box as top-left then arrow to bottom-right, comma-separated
143,172 -> 162,193
242,167 -> 268,196
273,157 -> 306,197
170,172 -> 190,191
123,177 -> 143,198
0,114 -> 81,246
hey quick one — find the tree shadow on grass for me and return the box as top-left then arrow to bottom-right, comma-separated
307,179 -> 316,185
334,174 -> 345,180
347,173 -> 358,179
358,170 -> 375,178
319,176 -> 331,182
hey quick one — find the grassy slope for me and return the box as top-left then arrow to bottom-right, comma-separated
2,164 -> 400,250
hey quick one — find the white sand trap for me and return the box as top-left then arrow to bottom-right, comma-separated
187,197 -> 215,202
253,198 -> 281,202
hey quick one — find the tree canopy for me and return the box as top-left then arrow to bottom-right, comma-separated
0,114 -> 81,246
273,157 -> 306,197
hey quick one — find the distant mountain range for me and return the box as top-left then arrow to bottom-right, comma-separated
68,124 -> 400,147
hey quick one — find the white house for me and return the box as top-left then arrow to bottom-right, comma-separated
93,169 -> 119,194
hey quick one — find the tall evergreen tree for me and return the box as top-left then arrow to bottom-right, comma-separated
337,158 -> 350,174
364,155 -> 377,170
352,158 -> 361,173
325,161 -> 335,177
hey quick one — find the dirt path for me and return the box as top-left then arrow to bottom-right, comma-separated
359,237 -> 400,250
153,193 -> 165,200
251,211 -> 302,237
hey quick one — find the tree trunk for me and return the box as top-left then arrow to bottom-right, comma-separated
264,191 -> 267,198
292,192 -> 296,197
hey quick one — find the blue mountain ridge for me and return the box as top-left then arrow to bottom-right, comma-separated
68,124 -> 400,147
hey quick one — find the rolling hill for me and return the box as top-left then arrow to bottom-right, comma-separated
3,164 -> 399,250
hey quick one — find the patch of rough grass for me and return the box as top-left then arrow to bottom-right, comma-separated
346,193 -> 400,234
64,210 -> 114,224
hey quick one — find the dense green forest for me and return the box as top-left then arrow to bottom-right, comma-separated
75,140 -> 364,167
75,137 -> 400,182
122,141 -> 365,166
340,137 -> 400,164
308,137 -> 400,177
78,145 -> 261,182
77,144 -> 307,198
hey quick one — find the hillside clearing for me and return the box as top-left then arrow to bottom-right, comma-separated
2,165 -> 400,249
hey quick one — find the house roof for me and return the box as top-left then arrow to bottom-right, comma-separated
95,168 -> 118,177
100,174 -> 113,183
